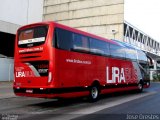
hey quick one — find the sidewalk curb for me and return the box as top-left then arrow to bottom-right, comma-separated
0,96 -> 17,99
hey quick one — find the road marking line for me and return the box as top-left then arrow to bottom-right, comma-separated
71,92 -> 156,114
34,92 -> 155,115
19,92 -> 156,120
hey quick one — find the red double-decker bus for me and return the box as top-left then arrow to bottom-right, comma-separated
14,21 -> 150,101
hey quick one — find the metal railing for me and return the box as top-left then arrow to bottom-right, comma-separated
124,21 -> 160,56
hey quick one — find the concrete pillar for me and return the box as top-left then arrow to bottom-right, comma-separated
153,59 -> 157,70
150,71 -> 153,81
150,59 -> 157,80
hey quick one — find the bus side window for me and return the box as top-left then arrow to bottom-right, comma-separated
90,38 -> 110,56
125,48 -> 137,61
73,33 -> 89,52
110,44 -> 125,58
137,50 -> 148,62
55,28 -> 73,50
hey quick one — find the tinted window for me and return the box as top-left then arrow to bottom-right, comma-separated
55,28 -> 73,50
125,48 -> 137,60
110,44 -> 125,58
18,26 -> 48,48
137,50 -> 147,62
73,33 -> 89,52
90,38 -> 110,55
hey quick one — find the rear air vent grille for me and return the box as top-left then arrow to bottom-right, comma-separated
20,56 -> 41,59
19,51 -> 42,54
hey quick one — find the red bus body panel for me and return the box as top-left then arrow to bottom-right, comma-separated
13,21 -> 149,99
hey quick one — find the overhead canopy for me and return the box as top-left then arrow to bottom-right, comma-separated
0,21 -> 20,57
144,50 -> 160,61
0,20 -> 20,34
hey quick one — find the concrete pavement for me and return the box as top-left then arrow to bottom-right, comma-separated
0,82 -> 159,120
0,81 -> 15,99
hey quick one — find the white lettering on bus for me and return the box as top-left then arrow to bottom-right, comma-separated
38,69 -> 48,73
16,71 -> 34,77
16,72 -> 25,77
66,59 -> 91,65
19,46 -> 43,53
106,66 -> 126,83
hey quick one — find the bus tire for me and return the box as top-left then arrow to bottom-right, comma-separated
89,85 -> 99,102
137,81 -> 143,93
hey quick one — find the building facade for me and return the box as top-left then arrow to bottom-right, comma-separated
43,0 -> 124,40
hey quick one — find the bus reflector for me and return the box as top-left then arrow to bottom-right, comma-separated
48,72 -> 52,83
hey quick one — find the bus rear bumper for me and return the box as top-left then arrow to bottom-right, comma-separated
13,87 -> 89,99
14,93 -> 59,99
13,87 -> 59,98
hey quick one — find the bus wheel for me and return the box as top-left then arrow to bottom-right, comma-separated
89,85 -> 99,102
137,81 -> 143,93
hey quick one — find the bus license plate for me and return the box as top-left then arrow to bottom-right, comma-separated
26,89 -> 33,93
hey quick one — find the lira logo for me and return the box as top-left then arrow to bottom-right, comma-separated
16,72 -> 25,77
106,66 -> 126,83
15,71 -> 34,77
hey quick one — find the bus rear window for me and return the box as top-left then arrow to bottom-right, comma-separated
18,26 -> 48,48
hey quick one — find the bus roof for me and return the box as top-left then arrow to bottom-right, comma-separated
17,21 -> 124,46
112,39 -> 142,51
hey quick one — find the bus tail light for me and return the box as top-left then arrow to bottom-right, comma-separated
48,72 -> 52,83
